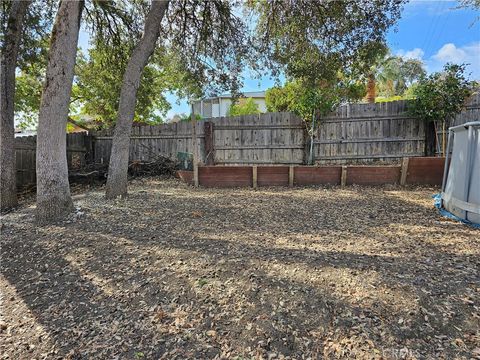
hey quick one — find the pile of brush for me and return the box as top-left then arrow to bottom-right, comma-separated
69,156 -> 178,185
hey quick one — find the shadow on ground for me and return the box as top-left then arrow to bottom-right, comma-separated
1,180 -> 479,359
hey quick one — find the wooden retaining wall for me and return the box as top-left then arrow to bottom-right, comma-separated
346,166 -> 401,185
178,157 -> 445,188
199,166 -> 252,187
405,157 -> 446,185
293,166 -> 342,185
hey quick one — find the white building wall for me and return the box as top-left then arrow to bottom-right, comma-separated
194,92 -> 267,118
220,99 -> 232,117
255,99 -> 267,113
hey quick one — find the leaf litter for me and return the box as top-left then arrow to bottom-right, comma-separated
1,178 -> 479,359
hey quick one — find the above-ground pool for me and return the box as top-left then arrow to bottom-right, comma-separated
441,121 -> 480,225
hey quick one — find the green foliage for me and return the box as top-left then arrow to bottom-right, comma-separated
375,56 -> 426,98
1,0 -> 56,71
402,82 -> 420,100
74,42 -> 169,127
227,98 -> 261,116
375,96 -> 405,103
251,0 -> 404,122
266,78 -> 366,121
73,40 -> 201,128
162,1 -> 252,98
409,64 -> 475,124
251,1 -> 405,84
180,113 -> 202,122
13,40 -> 48,129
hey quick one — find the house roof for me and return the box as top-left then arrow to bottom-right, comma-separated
200,91 -> 266,101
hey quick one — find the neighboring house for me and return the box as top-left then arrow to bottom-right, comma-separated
14,128 -> 36,137
193,91 -> 267,118
14,117 -> 92,137
67,117 -> 91,133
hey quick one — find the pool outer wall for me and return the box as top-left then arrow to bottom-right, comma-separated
441,121 -> 480,224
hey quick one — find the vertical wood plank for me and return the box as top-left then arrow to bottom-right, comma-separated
204,121 -> 215,165
400,157 -> 409,185
289,165 -> 294,187
341,166 -> 347,187
192,112 -> 199,187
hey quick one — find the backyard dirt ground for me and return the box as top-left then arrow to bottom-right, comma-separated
1,178 -> 479,359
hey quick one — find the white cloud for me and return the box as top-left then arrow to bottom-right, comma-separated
396,48 -> 425,60
431,42 -> 480,79
395,42 -> 480,80
433,43 -> 468,63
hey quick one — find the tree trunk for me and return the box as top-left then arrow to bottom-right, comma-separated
105,0 -> 169,199
36,0 -> 84,224
366,73 -> 376,103
0,1 -> 29,211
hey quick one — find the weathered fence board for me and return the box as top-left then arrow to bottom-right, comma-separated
14,133 -> 91,189
210,112 -> 305,165
435,93 -> 480,154
314,100 -> 426,164
313,93 -> 479,163
13,95 -> 477,190
92,121 -> 205,165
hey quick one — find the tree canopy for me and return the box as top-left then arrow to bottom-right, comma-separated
252,0 -> 406,83
10,0 -> 408,129
409,63 -> 475,124
266,77 -> 366,121
254,1 -> 405,120
375,55 -> 426,98
73,41 -> 200,127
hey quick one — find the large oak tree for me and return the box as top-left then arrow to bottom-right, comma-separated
105,0 -> 170,199
0,0 -> 30,210
105,0 -> 250,198
35,0 -> 84,223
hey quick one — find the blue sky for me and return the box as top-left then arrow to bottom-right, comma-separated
389,1 -> 479,77
78,0 -> 480,118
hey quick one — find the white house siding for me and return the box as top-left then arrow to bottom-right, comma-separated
194,91 -> 267,118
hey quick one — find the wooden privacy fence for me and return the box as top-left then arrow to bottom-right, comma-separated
314,93 -> 480,163
209,112 -> 305,164
92,121 -> 205,165
15,133 -> 92,188
92,112 -> 305,166
14,95 -> 477,189
435,92 -> 480,154
314,100 -> 425,163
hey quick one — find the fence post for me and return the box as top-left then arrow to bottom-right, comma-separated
191,107 -> 199,187
252,166 -> 258,189
425,121 -> 436,156
204,121 -> 215,165
341,166 -> 347,187
84,134 -> 94,165
400,157 -> 409,186
289,166 -> 294,187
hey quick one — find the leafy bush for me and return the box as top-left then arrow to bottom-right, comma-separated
409,63 -> 475,124
265,79 -> 365,121
227,98 -> 261,116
